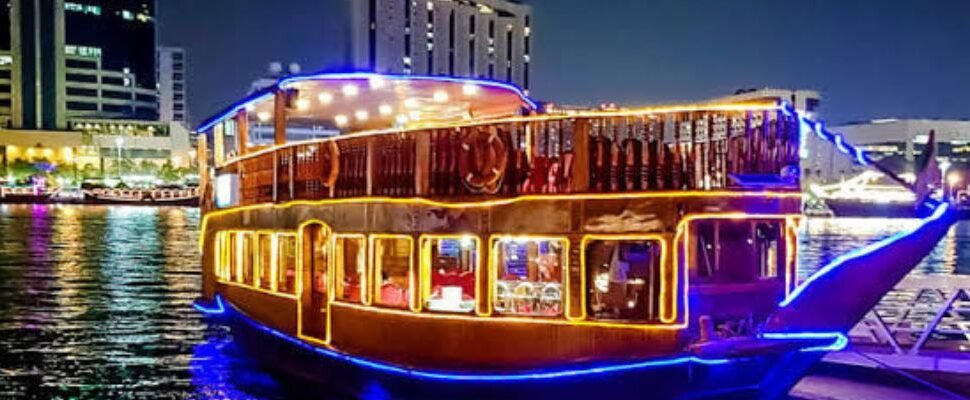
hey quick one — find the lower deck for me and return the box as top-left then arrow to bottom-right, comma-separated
201,191 -> 800,369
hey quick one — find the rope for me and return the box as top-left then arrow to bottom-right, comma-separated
850,350 -> 968,400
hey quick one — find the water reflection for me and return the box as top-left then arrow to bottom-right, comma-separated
1,206 -> 968,399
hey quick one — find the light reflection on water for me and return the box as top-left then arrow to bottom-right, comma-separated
1,205 -> 967,398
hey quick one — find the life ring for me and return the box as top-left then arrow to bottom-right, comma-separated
322,141 -> 341,188
457,127 -> 508,194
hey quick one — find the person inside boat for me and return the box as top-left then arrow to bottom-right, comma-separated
586,240 -> 661,322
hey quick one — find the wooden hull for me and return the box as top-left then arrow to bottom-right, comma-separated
218,300 -> 823,400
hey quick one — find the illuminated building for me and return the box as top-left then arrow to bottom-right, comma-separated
0,0 -> 158,130
157,46 -> 188,127
349,0 -> 533,92
806,119 -> 970,183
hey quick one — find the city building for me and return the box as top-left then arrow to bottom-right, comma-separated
157,46 -> 188,126
349,0 -> 533,92
806,119 -> 970,183
710,88 -> 822,119
0,0 -> 158,130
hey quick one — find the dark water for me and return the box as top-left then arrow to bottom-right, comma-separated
0,204 -> 967,399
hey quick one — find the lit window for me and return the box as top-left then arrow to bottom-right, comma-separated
492,238 -> 567,317
228,232 -> 241,282
422,236 -> 479,313
584,238 -> 663,322
373,236 -> 413,309
257,233 -> 274,289
241,233 -> 255,286
277,234 -> 297,294
335,236 -> 367,303
121,10 -> 134,20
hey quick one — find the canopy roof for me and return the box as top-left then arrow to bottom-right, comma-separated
197,72 -> 538,134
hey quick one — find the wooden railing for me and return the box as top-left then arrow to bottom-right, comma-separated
219,109 -> 800,207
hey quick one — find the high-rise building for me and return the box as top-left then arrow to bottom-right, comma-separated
157,46 -> 187,126
0,0 -> 158,130
350,0 -> 533,92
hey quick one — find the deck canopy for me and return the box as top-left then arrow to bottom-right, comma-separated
198,72 -> 537,136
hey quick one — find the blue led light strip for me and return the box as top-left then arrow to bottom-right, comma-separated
783,102 -> 870,166
193,295 -> 226,315
196,72 -> 538,133
192,295 -> 846,382
778,202 -> 950,308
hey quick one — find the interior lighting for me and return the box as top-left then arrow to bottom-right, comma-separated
369,76 -> 387,89
318,92 -> 334,105
334,115 -> 349,127
395,114 -> 409,125
342,85 -> 359,97
378,104 -> 394,116
295,98 -> 310,111
355,110 -> 369,121
462,84 -> 480,96
256,112 -> 271,122
433,91 -> 449,103
403,98 -> 420,109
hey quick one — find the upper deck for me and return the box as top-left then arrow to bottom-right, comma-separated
198,73 -> 801,209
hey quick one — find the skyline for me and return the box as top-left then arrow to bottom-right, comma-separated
159,0 -> 970,126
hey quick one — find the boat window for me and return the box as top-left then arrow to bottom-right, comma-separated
373,236 -> 413,309
492,238 -> 567,317
241,233 -> 255,286
692,220 -> 785,283
215,232 -> 229,281
335,236 -> 366,304
422,236 -> 479,314
277,234 -> 297,294
584,239 -> 663,323
257,233 -> 274,289
229,232 -> 242,282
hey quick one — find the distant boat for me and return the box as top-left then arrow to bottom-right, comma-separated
83,187 -> 199,206
0,186 -> 58,204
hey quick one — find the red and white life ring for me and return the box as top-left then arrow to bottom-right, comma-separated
457,127 -> 508,194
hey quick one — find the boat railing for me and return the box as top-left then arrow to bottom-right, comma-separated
216,107 -> 800,207
850,275 -> 970,355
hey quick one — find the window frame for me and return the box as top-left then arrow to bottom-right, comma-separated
579,234 -> 670,325
255,231 -> 276,290
276,232 -> 299,295
333,233 -> 368,305
418,234 -> 483,315
369,234 -> 416,310
488,235 -> 570,319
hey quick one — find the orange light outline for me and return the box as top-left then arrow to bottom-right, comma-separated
332,233 -> 368,306
296,219 -> 332,346
487,235 -> 571,319
578,234 -> 672,325
417,234 -> 485,316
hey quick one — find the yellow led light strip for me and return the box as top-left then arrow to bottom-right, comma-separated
199,191 -> 803,251
673,213 -> 803,326
219,101 -> 781,167
417,234 -> 484,316
296,219 -> 332,345
487,235 -> 571,318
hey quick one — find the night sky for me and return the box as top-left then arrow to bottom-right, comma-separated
159,0 -> 970,127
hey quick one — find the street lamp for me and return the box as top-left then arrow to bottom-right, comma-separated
115,137 -> 124,178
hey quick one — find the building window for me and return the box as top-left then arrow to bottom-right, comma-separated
372,236 -> 413,309
257,233 -> 274,289
173,73 -> 184,81
172,52 -> 183,61
692,220 -> 786,283
421,236 -> 479,313
66,87 -> 98,97
66,59 -> 97,69
66,101 -> 98,111
102,90 -> 131,100
335,236 -> 366,304
277,234 -> 297,294
65,73 -> 97,83
173,83 -> 184,91
583,237 -> 664,323
492,237 -> 567,317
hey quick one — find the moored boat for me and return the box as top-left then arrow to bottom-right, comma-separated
83,187 -> 199,206
193,73 -> 955,399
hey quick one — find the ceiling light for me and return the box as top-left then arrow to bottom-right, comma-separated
403,98 -> 420,108
318,92 -> 334,104
462,84 -> 480,96
378,104 -> 393,116
295,98 -> 310,111
395,114 -> 409,125
433,90 -> 449,103
355,110 -> 369,121
256,112 -> 271,122
342,84 -> 359,97
334,115 -> 349,126
369,76 -> 387,89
